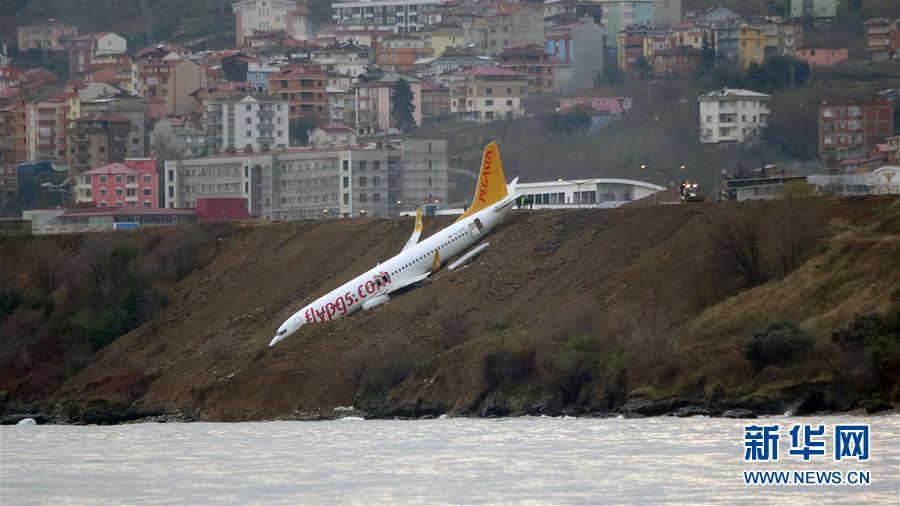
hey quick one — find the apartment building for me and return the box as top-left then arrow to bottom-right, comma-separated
150,117 -> 208,159
699,88 -> 771,144
80,93 -> 148,158
444,66 -> 527,122
497,43 -> 568,96
163,139 -> 447,219
26,96 -> 69,162
616,26 -> 675,72
376,34 -> 433,71
17,21 -> 78,51
311,42 -> 370,77
819,97 -> 894,161
597,0 -> 653,48
485,2 -> 545,56
75,158 -> 158,208
331,0 -> 445,35
791,0 -> 838,25
545,16 -> 605,92
269,64 -> 328,122
136,57 -> 208,116
737,25 -> 765,70
67,112 -> 131,175
233,0 -> 310,45
351,73 -> 422,135
67,32 -> 127,75
206,93 -> 289,152
864,17 -> 900,62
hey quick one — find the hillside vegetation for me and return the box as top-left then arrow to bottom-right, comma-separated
1,196 -> 898,422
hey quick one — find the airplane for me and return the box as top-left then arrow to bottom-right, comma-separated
269,141 -> 519,347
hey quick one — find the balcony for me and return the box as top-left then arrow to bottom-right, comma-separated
257,109 -> 274,118
257,136 -> 275,145
257,123 -> 274,131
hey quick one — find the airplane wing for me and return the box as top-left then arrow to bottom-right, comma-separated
401,207 -> 424,252
386,271 -> 430,295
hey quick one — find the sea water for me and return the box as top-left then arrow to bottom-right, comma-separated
1,415 -> 898,504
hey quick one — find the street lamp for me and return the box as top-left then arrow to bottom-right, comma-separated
558,178 -> 588,208
322,208 -> 329,219
360,209 -> 366,218
640,164 -> 687,173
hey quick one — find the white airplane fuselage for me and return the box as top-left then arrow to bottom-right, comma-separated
270,195 -> 517,346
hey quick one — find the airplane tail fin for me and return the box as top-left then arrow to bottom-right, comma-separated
455,141 -> 508,222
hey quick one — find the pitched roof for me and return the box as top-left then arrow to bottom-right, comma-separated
82,162 -> 154,175
453,66 -> 522,77
317,125 -> 356,134
74,112 -> 130,122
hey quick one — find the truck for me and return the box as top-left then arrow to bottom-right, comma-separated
679,180 -> 705,203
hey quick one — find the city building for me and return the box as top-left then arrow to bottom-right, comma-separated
269,64 -> 328,122
485,2 -> 545,56
308,125 -> 357,146
164,139 -> 447,219
420,81 -> 450,123
352,73 -> 422,135
25,96 -> 69,162
699,88 -> 771,144
864,17 -> 900,62
233,0 -> 310,45
819,97 -> 894,161
17,20 -> 78,51
751,16 -> 803,58
67,32 -> 127,75
331,0 -> 445,35
791,0 -> 838,26
0,65 -> 24,92
376,34 -> 433,71
67,112 -> 131,175
418,47 -> 495,79
205,93 -> 289,152
416,24 -> 465,59
75,158 -> 159,208
518,178 -> 664,208
80,93 -> 148,158
597,0 -> 653,48
736,25 -> 765,70
53,206 -> 197,232
444,66 -> 527,122
794,43 -> 847,66
724,175 -> 809,201
651,45 -> 701,77
544,16 -> 605,92
149,116 -> 207,159
556,90 -> 632,116
311,42 -> 370,78
616,26 -> 675,72
497,43 -> 569,96
136,57 -> 208,116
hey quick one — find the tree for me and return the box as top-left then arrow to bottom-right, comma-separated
634,55 -> 652,78
699,33 -> 716,71
391,78 -> 417,132
289,117 -> 317,146
597,57 -> 624,88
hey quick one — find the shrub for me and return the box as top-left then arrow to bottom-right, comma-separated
832,313 -> 882,351
743,321 -> 812,372
0,290 -> 22,320
483,348 -> 535,388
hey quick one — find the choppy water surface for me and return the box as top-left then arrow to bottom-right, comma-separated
2,415 -> 898,504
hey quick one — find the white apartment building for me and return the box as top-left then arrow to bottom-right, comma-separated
332,0 -> 445,35
206,94 -> 289,152
233,0 -> 310,45
164,139 -> 447,220
699,88 -> 771,144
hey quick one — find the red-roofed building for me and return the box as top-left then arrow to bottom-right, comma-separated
55,205 -> 197,231
269,64 -> 328,122
0,65 -> 23,92
444,66 -> 527,122
67,32 -> 126,75
67,112 -> 131,175
497,43 -> 570,98
76,158 -> 159,208
135,43 -> 192,61
819,96 -> 894,161
376,34 -> 434,72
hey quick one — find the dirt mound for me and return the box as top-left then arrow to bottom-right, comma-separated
2,196 -> 899,420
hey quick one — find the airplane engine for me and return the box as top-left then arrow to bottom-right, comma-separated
362,294 -> 391,311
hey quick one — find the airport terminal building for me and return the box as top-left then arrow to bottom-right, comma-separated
518,178 -> 666,208
164,139 -> 447,219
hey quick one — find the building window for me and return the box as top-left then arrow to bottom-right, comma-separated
359,176 -> 367,187
343,160 -> 349,170
143,188 -> 152,196
99,188 -> 108,196
143,201 -> 152,207
99,175 -> 107,183
359,160 -> 367,170
246,104 -> 252,111
126,175 -> 136,184
143,174 -> 152,183
373,193 -> 381,203
359,192 -> 367,203
246,118 -> 252,124
373,160 -> 380,170
115,175 -> 123,183
116,188 -> 124,196
168,170 -> 174,182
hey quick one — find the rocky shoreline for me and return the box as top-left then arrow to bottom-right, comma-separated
3,394 -> 895,425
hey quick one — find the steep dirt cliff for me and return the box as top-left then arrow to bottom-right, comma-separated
2,196 -> 898,422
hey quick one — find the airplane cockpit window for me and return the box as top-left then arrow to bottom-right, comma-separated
277,329 -> 287,336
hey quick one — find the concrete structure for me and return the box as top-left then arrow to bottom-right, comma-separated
545,16 -> 605,92
597,0 -> 652,48
557,91 -> 632,116
76,159 -> 159,208
420,81 -> 450,123
736,25 -> 765,70
67,32 -> 127,75
376,34 -> 433,71
309,125 -> 357,146
269,64 -> 328,122
819,97 -> 894,161
616,26 -> 675,72
498,43 -> 569,96
417,47 -> 495,79
518,178 -> 665,208
869,166 -> 900,194
26,96 -> 69,162
864,17 -> 900,62
164,139 -> 447,220
753,16 -> 802,58
795,43 -> 847,66
352,73 -> 422,135
791,0 -> 837,25
67,113 -> 131,175
699,88 -> 771,144
136,58 -> 208,116
206,93 -> 289,152
724,175 -> 808,201
80,93 -> 148,159
416,24 -> 465,59
54,206 -> 197,232
17,21 -> 78,51
651,0 -> 683,28
331,0 -> 444,35
21,208 -> 65,233
485,2 -> 545,56
651,45 -> 701,77
150,117 -> 207,159
233,0 -> 310,45
444,66 -> 527,122
311,42 -> 370,78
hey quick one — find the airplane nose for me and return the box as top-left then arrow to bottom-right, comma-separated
269,334 -> 286,347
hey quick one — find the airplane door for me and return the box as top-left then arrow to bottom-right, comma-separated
468,218 -> 485,237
